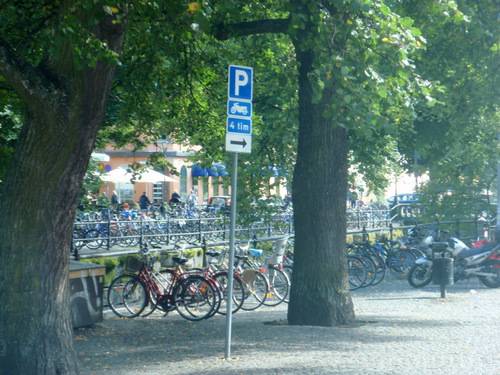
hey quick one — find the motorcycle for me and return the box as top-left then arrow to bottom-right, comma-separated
408,236 -> 500,288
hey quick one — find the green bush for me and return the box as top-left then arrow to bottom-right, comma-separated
80,257 -> 120,285
183,248 -> 203,258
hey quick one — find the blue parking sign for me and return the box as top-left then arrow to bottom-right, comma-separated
228,65 -> 253,101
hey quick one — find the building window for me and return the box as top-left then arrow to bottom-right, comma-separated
153,182 -> 163,203
116,165 -> 134,203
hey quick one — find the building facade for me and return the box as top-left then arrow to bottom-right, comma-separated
96,139 -> 229,206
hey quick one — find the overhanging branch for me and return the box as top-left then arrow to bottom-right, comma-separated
213,18 -> 290,40
0,37 -> 59,112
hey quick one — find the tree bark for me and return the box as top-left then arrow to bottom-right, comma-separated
286,2 -> 355,326
213,2 -> 356,327
287,43 -> 355,326
0,5 -> 126,374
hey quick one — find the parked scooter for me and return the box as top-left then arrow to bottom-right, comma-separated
408,236 -> 500,288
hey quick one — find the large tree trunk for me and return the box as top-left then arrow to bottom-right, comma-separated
212,2 -> 356,326
287,17 -> 355,327
0,7 -> 126,374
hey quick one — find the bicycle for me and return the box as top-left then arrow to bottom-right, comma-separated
163,245 -> 245,316
107,244 -> 219,321
347,242 -> 381,287
237,238 -> 290,306
370,239 -> 419,279
187,248 -> 246,315
347,254 -> 368,290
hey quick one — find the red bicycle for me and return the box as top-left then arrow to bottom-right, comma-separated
107,245 -> 219,321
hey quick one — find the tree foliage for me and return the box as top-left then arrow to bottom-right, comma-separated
0,0 -> 498,372
394,0 -> 499,218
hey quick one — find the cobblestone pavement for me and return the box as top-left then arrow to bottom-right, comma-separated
75,276 -> 500,375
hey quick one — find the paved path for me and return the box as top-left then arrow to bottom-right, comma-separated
75,277 -> 500,374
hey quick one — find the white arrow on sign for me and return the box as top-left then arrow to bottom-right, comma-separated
225,133 -> 252,154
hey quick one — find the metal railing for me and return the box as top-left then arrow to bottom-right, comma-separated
72,205 -> 496,260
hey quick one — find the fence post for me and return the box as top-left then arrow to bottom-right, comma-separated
455,218 -> 460,238
202,238 -> 208,268
165,215 -> 170,245
72,240 -> 80,260
139,215 -> 143,248
198,215 -> 202,243
435,218 -> 441,238
106,214 -> 111,250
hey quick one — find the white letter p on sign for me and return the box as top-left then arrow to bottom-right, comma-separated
234,70 -> 249,96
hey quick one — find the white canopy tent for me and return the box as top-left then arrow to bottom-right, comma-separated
102,167 -> 177,203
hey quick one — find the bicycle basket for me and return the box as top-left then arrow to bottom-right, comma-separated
125,256 -> 143,273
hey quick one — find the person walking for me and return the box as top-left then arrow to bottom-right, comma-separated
139,192 -> 151,210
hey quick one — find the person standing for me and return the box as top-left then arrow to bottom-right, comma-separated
350,190 -> 358,208
139,192 -> 151,210
169,190 -> 181,204
111,190 -> 118,204
187,190 -> 198,211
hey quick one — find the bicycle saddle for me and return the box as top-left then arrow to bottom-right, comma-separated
249,248 -> 263,257
172,256 -> 188,265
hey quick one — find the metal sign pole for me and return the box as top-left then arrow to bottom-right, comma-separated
496,131 -> 500,242
225,151 -> 238,359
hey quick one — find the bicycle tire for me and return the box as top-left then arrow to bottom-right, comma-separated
213,271 -> 245,315
240,269 -> 269,311
368,252 -> 386,286
144,228 -> 162,246
85,229 -> 104,250
359,255 -> 377,287
347,255 -> 367,290
174,275 -> 218,321
107,274 -> 148,318
388,250 -> 416,279
263,267 -> 289,307
140,269 -> 175,317
282,265 -> 292,302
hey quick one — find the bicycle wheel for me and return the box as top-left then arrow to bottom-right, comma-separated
144,228 -> 162,246
388,250 -> 416,279
107,274 -> 148,318
240,269 -> 269,311
282,265 -> 292,303
140,293 -> 160,317
359,255 -> 377,287
213,271 -> 245,315
174,275 -> 218,321
72,229 -> 85,250
85,229 -> 104,250
263,267 -> 290,307
368,253 -> 386,286
140,269 -> 174,317
282,264 -> 293,281
347,255 -> 367,291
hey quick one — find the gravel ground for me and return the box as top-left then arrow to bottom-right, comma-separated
75,276 -> 500,375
